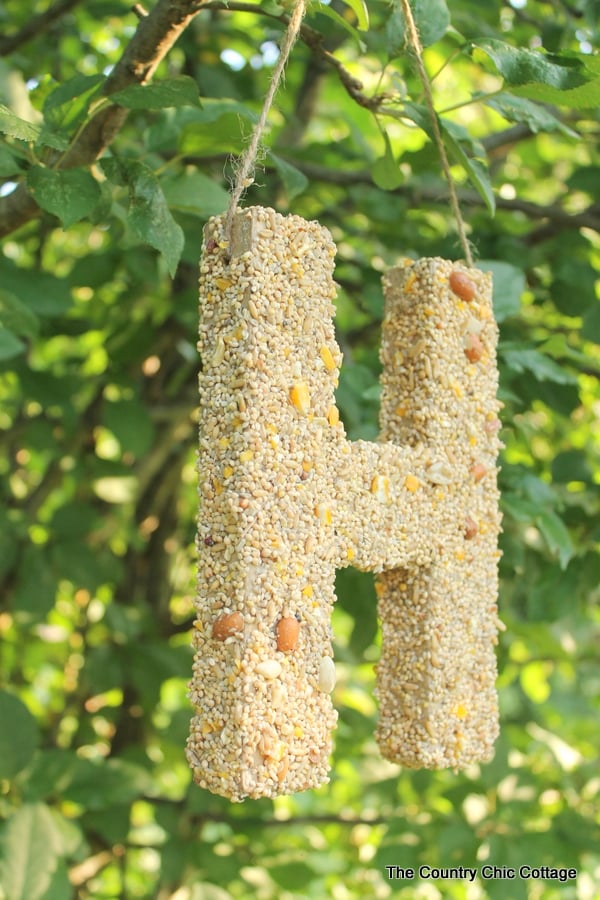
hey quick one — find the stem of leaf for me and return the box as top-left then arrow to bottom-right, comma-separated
438,88 -> 504,115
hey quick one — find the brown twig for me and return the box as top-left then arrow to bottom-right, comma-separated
0,0 -> 207,240
205,1 -> 386,111
0,0 -> 82,56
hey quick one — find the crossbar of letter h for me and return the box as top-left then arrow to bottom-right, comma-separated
187,207 -> 502,802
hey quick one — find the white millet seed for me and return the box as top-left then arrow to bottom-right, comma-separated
318,657 -> 336,693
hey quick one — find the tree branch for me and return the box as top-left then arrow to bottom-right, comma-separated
0,0 -> 207,240
283,160 -> 600,234
205,1 -> 386,111
0,0 -> 82,56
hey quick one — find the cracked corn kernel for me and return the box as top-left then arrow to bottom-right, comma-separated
320,345 -> 336,371
315,503 -> 332,525
405,474 -> 420,492
327,405 -> 339,426
290,381 -> 310,413
371,474 -> 391,502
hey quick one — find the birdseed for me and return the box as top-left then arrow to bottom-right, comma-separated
187,206 -> 502,800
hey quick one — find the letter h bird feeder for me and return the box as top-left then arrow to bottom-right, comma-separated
187,206 -> 503,801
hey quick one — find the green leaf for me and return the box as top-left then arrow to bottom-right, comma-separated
0,104 -> 40,142
485,94 -> 578,137
372,131 -> 403,190
399,103 -> 494,214
511,77 -> 600,109
551,259 -> 597,316
338,0 -> 369,31
0,326 -> 25,361
59,758 -> 153,810
0,259 -> 70,316
26,167 -> 101,228
103,398 -> 154,457
161,170 -> 230,217
271,154 -> 309,200
37,860 -> 72,900
315,4 -> 366,49
43,74 -> 104,131
0,692 -> 39,779
440,122 -> 495,216
102,159 -> 183,276
582,302 -> 600,343
269,861 -> 316,891
0,105 -> 66,151
0,804 -> 62,900
111,75 -> 201,110
0,290 -> 39,339
551,450 -> 593,484
386,0 -> 450,52
536,511 -> 575,570
0,144 -> 24,177
478,261 -> 524,321
474,40 -> 600,108
474,40 -> 591,90
500,344 -> 577,384
14,545 -> 57,620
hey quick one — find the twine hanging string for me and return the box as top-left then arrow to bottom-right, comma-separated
399,0 -> 474,267
224,0 -> 307,242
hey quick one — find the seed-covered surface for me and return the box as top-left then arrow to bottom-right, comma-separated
374,259 -> 502,768
188,207 -> 502,800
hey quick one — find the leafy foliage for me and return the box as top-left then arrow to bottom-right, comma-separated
0,1 -> 598,898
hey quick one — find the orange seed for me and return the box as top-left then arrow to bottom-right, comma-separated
471,463 -> 487,483
465,517 -> 478,540
212,611 -> 243,641
464,333 -> 484,363
276,616 -> 300,652
449,270 -> 476,302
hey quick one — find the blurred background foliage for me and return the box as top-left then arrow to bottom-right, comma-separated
0,0 -> 599,897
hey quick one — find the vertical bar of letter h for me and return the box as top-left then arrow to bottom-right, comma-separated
188,207 -> 502,801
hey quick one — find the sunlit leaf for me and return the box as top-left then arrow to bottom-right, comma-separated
338,0 -> 369,31
315,4 -> 366,49
0,804 -> 61,900
485,94 -> 578,137
474,40 -> 600,108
